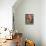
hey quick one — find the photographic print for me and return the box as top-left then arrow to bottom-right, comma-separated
25,14 -> 34,24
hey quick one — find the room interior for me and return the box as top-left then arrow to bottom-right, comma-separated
0,0 -> 46,46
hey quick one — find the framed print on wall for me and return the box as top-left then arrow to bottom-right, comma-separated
25,14 -> 34,24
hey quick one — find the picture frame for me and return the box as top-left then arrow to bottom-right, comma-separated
25,14 -> 34,24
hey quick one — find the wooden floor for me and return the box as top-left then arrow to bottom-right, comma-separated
0,39 -> 16,46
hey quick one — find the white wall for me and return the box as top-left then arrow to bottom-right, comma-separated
0,0 -> 16,30
1,0 -> 46,46
41,0 -> 46,46
13,0 -> 41,46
